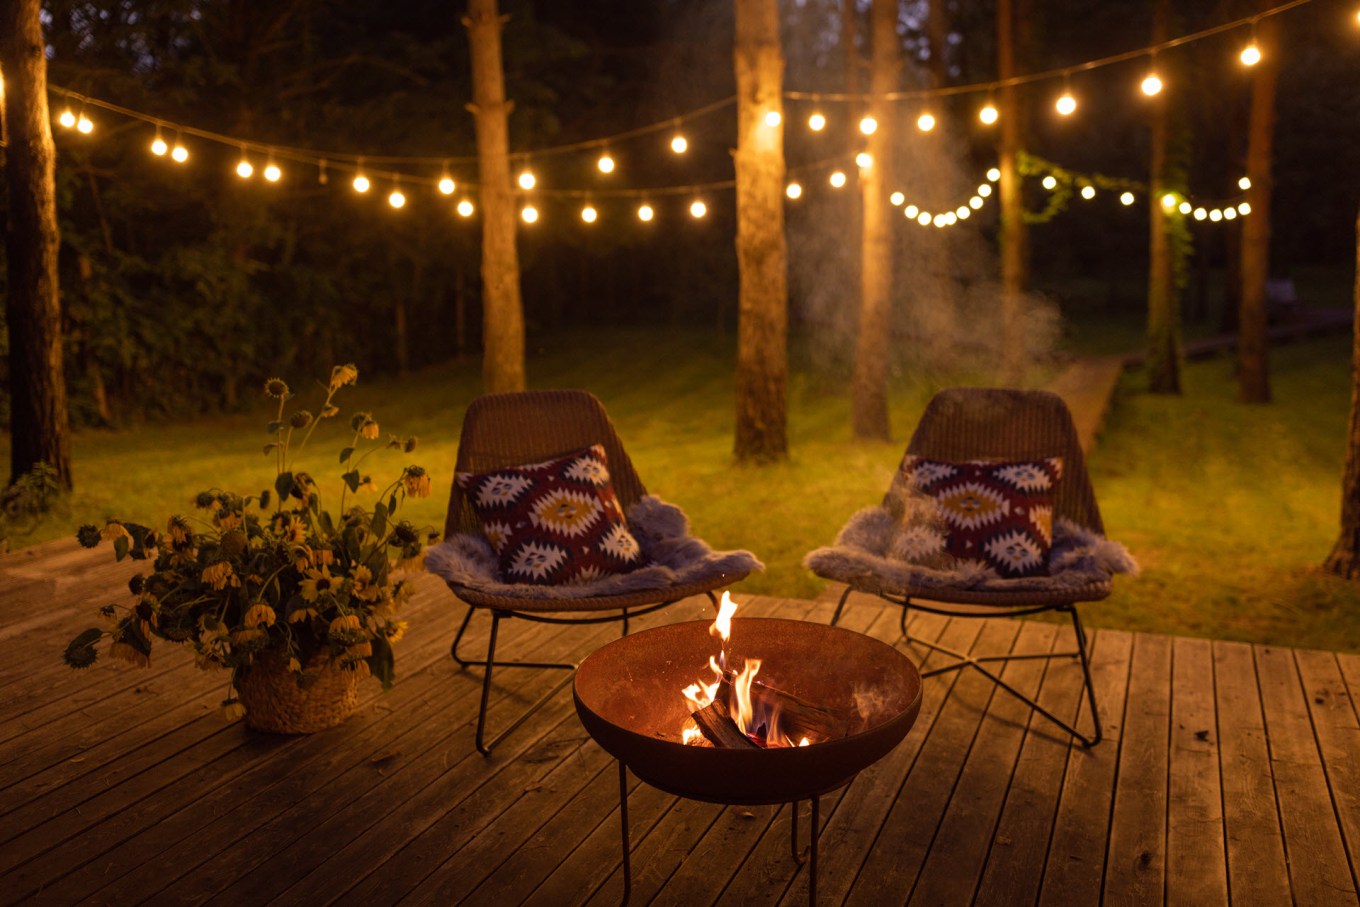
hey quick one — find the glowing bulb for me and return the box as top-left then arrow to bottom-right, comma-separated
969,196 -> 983,209
1120,191 -> 1135,206
1241,44 -> 1261,66
264,163 -> 282,183
76,114 -> 93,134
1056,92 -> 1077,116
1141,74 -> 1163,96
889,191 -> 905,206
1224,207 -> 1238,220
945,212 -> 958,225
786,182 -> 803,199
956,206 -> 970,219
520,204 -> 537,223
1179,201 -> 1192,214
1042,175 -> 1058,190
1161,193 -> 1177,208
171,144 -> 188,163
236,159 -> 254,179
1238,176 -> 1251,190
986,168 -> 1001,182
457,199 -> 475,217
517,171 -> 536,190
1194,207 -> 1208,220
598,154 -> 615,174
671,135 -> 688,154
353,174 -> 371,193
856,152 -> 873,169
979,104 -> 999,125
978,184 -> 993,198
917,112 -> 936,132
638,204 -> 654,222
904,205 -> 920,218
1238,202 -> 1251,215
933,214 -> 947,227
151,137 -> 168,156
581,205 -> 598,223
1209,208 -> 1223,222
1081,185 -> 1096,200
917,212 -> 932,226
859,116 -> 877,135
764,110 -> 782,128
438,177 -> 456,195
829,170 -> 847,188
689,200 -> 707,218
58,109 -> 76,128
808,113 -> 827,131
388,190 -> 406,209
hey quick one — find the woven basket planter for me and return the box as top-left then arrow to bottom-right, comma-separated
236,654 -> 363,734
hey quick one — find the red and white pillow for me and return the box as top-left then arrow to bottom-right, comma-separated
456,445 -> 646,585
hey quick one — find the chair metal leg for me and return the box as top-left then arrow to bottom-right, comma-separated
1063,604 -> 1103,747
829,586 -> 853,627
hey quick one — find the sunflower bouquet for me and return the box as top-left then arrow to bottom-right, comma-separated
64,365 -> 436,727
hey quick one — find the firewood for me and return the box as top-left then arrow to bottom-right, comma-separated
691,699 -> 759,749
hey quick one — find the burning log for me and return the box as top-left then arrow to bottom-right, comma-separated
691,697 -> 760,749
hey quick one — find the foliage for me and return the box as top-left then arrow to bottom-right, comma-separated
0,462 -> 63,552
62,365 -> 437,719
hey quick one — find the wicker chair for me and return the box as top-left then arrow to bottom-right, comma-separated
435,389 -> 757,754
809,388 -> 1121,747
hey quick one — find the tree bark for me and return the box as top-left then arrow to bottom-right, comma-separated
732,0 -> 789,462
1324,207 -> 1360,578
1,0 -> 73,489
997,0 -> 1026,382
1146,0 -> 1181,394
464,0 -> 525,394
1239,11 -> 1279,404
851,0 -> 897,441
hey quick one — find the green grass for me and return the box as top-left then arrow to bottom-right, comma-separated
5,327 -> 1359,653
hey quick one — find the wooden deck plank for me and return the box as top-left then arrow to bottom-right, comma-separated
1165,636 -> 1228,907
1212,640 -> 1292,907
1037,628 -> 1135,906
1295,649 -> 1360,899
1256,644 -> 1359,905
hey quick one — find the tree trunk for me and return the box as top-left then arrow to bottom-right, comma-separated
925,0 -> 957,366
464,0 -> 525,394
851,0 -> 897,441
1324,207 -> 1360,578
1145,0 -> 1181,394
997,0 -> 1026,382
1,0 -> 73,489
1239,11 -> 1279,404
732,0 -> 789,462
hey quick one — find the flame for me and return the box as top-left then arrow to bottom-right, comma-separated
711,591 -> 738,648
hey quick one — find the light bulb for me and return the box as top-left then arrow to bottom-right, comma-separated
979,104 -> 999,125
956,206 -> 970,219
917,112 -> 936,132
1239,176 -> 1252,190
1081,185 -> 1096,200
58,109 -> 76,128
171,144 -> 188,163
764,110 -> 782,127
986,168 -> 1001,182
598,154 -> 615,174
353,174 -> 371,193
671,135 -> 688,154
945,212 -> 958,225
1161,193 -> 1177,208
1120,191 -> 1135,206
264,163 -> 282,182
520,204 -> 537,223
969,196 -> 984,209
457,199 -> 474,217
1194,207 -> 1208,220
933,214 -> 947,228
889,191 -> 905,206
904,205 -> 920,218
76,114 -> 93,134
808,113 -> 827,131
690,200 -> 707,219
1224,207 -> 1238,220
1141,74 -> 1163,96
581,205 -> 597,223
1241,44 -> 1261,66
1238,202 -> 1251,215
1179,201 -> 1192,214
829,170 -> 847,188
637,204 -> 654,222
151,136 -> 168,156
978,184 -> 993,198
438,177 -> 456,195
859,116 -> 877,135
517,171 -> 536,190
786,182 -> 803,200
1209,209 -> 1223,222
1056,93 -> 1077,116
917,212 -> 932,226
856,152 -> 872,169
236,159 -> 253,179
388,190 -> 406,209
1042,175 -> 1058,190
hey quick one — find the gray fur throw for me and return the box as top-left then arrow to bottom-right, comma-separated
424,495 -> 763,599
804,507 -> 1138,596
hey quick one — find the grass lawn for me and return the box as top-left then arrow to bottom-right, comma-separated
5,327 -> 1358,654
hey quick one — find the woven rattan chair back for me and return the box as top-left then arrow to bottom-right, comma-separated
443,389 -> 647,540
891,387 -> 1104,535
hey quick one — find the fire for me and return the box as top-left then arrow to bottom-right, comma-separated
679,592 -> 812,748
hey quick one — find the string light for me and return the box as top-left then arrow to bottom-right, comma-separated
977,184 -> 993,198
263,156 -> 282,183
1224,206 -> 1238,220
438,170 -> 456,195
1241,41 -> 1262,65
889,191 -> 905,206
388,188 -> 406,208
1194,207 -> 1208,220
1209,208 -> 1223,221
1179,201 -> 1192,214
353,173 -> 371,193
986,168 -> 1001,182
317,159 -> 329,185
235,148 -> 253,179
1081,185 -> 1096,199
858,116 -> 877,136
917,112 -> 936,132
597,152 -> 615,174
457,199 -> 474,217
520,204 -> 538,223
763,111 -> 781,127
637,203 -> 655,222
829,170 -> 847,188
1238,176 -> 1251,190
1141,72 -> 1164,96
1238,201 -> 1251,215
689,199 -> 707,218
581,205 -> 598,223
786,182 -> 803,199
1042,175 -> 1058,190
170,134 -> 188,163
808,113 -> 827,131
917,212 -> 931,226
150,124 -> 168,156
1161,192 -> 1177,208
855,152 -> 873,169
517,170 -> 536,190
76,107 -> 93,133
956,206 -> 970,219
979,101 -> 999,125
1055,74 -> 1077,116
969,196 -> 984,208
670,134 -> 688,154
1120,191 -> 1135,206
57,108 -> 76,128
904,205 -> 919,218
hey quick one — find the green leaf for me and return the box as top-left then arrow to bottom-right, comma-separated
275,471 -> 294,500
266,420 -> 284,434
388,493 -> 397,513
367,636 -> 395,691
371,502 -> 388,537
113,535 -> 130,561
339,447 -> 354,464
341,470 -> 360,492
263,442 -> 279,455
319,509 -> 335,536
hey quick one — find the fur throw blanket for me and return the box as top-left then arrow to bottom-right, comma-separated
424,495 -> 763,600
804,506 -> 1138,596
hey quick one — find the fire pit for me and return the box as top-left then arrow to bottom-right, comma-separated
573,599 -> 922,902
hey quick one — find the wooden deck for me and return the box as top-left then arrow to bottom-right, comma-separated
3,539 -> 1359,906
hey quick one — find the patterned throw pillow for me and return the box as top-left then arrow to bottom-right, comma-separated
455,445 -> 646,585
892,456 -> 1063,578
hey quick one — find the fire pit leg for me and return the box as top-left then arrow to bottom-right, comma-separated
618,760 -> 632,903
787,798 -> 819,903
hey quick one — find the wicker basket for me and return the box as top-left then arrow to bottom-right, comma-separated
235,654 -> 363,734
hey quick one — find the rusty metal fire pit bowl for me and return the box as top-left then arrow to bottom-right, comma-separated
573,617 -> 922,903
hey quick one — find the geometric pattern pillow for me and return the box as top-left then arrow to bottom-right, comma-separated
894,456 -> 1063,578
455,444 -> 646,585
